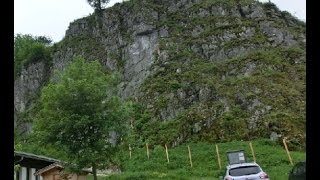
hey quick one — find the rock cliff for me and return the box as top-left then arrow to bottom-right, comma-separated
14,0 -> 305,148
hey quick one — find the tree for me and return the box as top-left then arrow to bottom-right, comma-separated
87,0 -> 110,12
33,57 -> 128,180
14,34 -> 52,79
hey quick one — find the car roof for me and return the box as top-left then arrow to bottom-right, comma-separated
293,161 -> 306,166
227,162 -> 260,169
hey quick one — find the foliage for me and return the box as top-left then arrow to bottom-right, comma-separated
56,33 -> 113,68
87,0 -> 110,11
14,138 -> 69,161
14,124 -> 69,162
33,57 -> 129,180
14,34 -> 52,79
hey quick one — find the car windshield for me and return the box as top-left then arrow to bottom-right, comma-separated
229,165 -> 261,176
292,162 -> 306,175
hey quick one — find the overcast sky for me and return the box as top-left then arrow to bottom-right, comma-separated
14,0 -> 306,43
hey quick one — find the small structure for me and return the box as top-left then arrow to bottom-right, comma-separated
226,150 -> 247,165
14,151 -> 91,180
14,151 -> 60,180
34,162 -> 91,180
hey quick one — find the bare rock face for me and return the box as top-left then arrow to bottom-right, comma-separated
14,62 -> 49,134
121,30 -> 158,97
53,0 -> 304,102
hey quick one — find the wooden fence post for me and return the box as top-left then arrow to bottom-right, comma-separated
215,144 -> 221,169
249,142 -> 256,162
283,138 -> 293,165
129,144 -> 132,159
165,144 -> 170,163
146,143 -> 150,159
188,145 -> 193,168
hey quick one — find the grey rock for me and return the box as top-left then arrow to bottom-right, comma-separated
120,31 -> 158,98
270,132 -> 282,141
222,32 -> 237,42
159,102 -> 184,121
14,62 -> 47,113
198,8 -> 210,17
192,25 -> 205,37
134,23 -> 156,36
243,62 -> 257,77
177,89 -> 186,100
14,62 -> 49,134
210,6 -> 227,16
159,27 -> 169,38
199,87 -> 211,102
220,98 -> 230,112
193,122 -> 201,133
248,5 -> 266,19
109,131 -> 120,145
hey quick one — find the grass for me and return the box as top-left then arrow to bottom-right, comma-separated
88,139 -> 305,179
88,175 -> 106,180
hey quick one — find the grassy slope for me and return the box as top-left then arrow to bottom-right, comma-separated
88,139 -> 305,180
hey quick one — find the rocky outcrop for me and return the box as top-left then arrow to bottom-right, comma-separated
14,62 -> 49,134
15,0 -> 305,147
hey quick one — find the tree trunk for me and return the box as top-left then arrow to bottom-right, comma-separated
97,0 -> 101,11
92,162 -> 97,180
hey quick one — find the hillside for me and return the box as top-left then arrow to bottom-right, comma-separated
14,0 -> 306,150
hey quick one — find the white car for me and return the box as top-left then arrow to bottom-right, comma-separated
223,162 -> 270,180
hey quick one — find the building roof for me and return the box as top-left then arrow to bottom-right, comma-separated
34,162 -> 92,176
14,151 -> 60,169
14,151 -> 60,163
34,162 -> 64,176
15,151 -> 92,174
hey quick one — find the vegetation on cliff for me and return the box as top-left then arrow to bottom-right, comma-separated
14,34 -> 52,79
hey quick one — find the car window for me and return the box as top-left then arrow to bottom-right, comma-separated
293,162 -> 305,175
229,166 -> 261,176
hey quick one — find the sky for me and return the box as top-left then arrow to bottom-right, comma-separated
14,0 -> 306,43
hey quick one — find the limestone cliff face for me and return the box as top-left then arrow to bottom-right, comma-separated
14,0 -> 305,148
14,62 -> 48,134
54,0 -> 305,98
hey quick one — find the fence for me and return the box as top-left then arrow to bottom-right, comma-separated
125,139 -> 296,170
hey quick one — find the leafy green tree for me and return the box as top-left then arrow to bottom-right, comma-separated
87,0 -> 110,12
33,57 -> 128,180
14,34 -> 52,79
